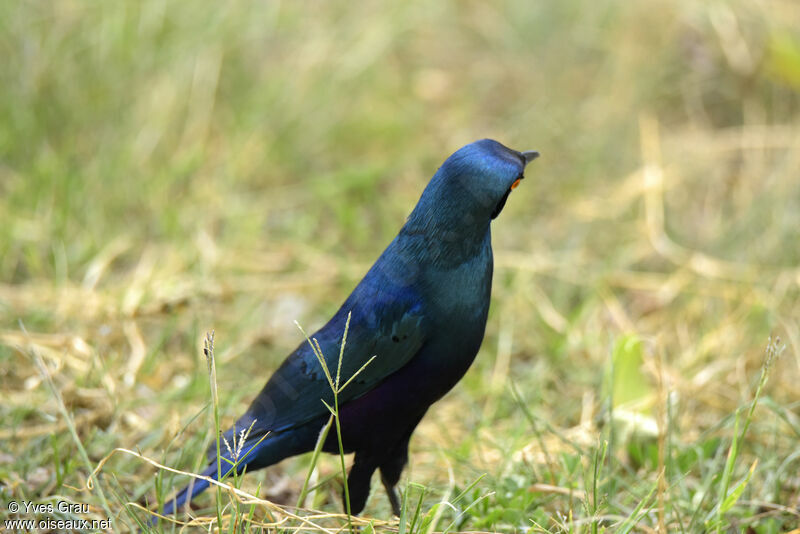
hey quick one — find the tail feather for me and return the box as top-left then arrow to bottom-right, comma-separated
149,441 -> 258,526
156,461 -> 218,519
149,422 -> 320,525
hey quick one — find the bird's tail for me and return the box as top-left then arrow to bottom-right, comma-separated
153,461 -> 219,520
148,436 -> 268,526
148,422 -> 321,526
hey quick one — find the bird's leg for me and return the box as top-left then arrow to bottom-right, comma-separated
380,473 -> 402,517
345,453 -> 378,516
378,437 -> 410,517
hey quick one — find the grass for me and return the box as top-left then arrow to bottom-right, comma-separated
1,0 -> 799,532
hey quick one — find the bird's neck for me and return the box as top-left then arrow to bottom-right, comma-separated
404,177 -> 491,235
396,172 -> 495,267
397,215 -> 492,270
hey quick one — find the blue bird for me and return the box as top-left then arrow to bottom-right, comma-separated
154,139 -> 539,520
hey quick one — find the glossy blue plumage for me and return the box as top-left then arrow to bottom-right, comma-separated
154,139 -> 538,520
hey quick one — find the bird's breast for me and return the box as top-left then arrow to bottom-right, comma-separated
427,253 -> 491,319
421,234 -> 493,361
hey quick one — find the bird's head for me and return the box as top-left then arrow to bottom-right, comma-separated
406,139 -> 539,235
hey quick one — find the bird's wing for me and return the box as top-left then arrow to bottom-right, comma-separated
216,279 -> 428,450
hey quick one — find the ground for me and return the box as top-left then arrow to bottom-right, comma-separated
1,1 -> 799,532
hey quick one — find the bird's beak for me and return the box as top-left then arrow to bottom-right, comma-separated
509,150 -> 539,190
521,150 -> 540,166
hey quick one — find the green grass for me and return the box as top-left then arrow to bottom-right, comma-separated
1,1 -> 800,532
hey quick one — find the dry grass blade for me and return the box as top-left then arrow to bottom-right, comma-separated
88,448 -> 394,532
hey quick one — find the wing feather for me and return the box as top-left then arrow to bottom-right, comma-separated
213,263 -> 427,453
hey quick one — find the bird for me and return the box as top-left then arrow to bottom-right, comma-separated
153,139 -> 539,521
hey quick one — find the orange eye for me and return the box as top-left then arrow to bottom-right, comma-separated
511,178 -> 522,190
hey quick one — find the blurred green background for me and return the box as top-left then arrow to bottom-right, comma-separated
1,1 -> 799,532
